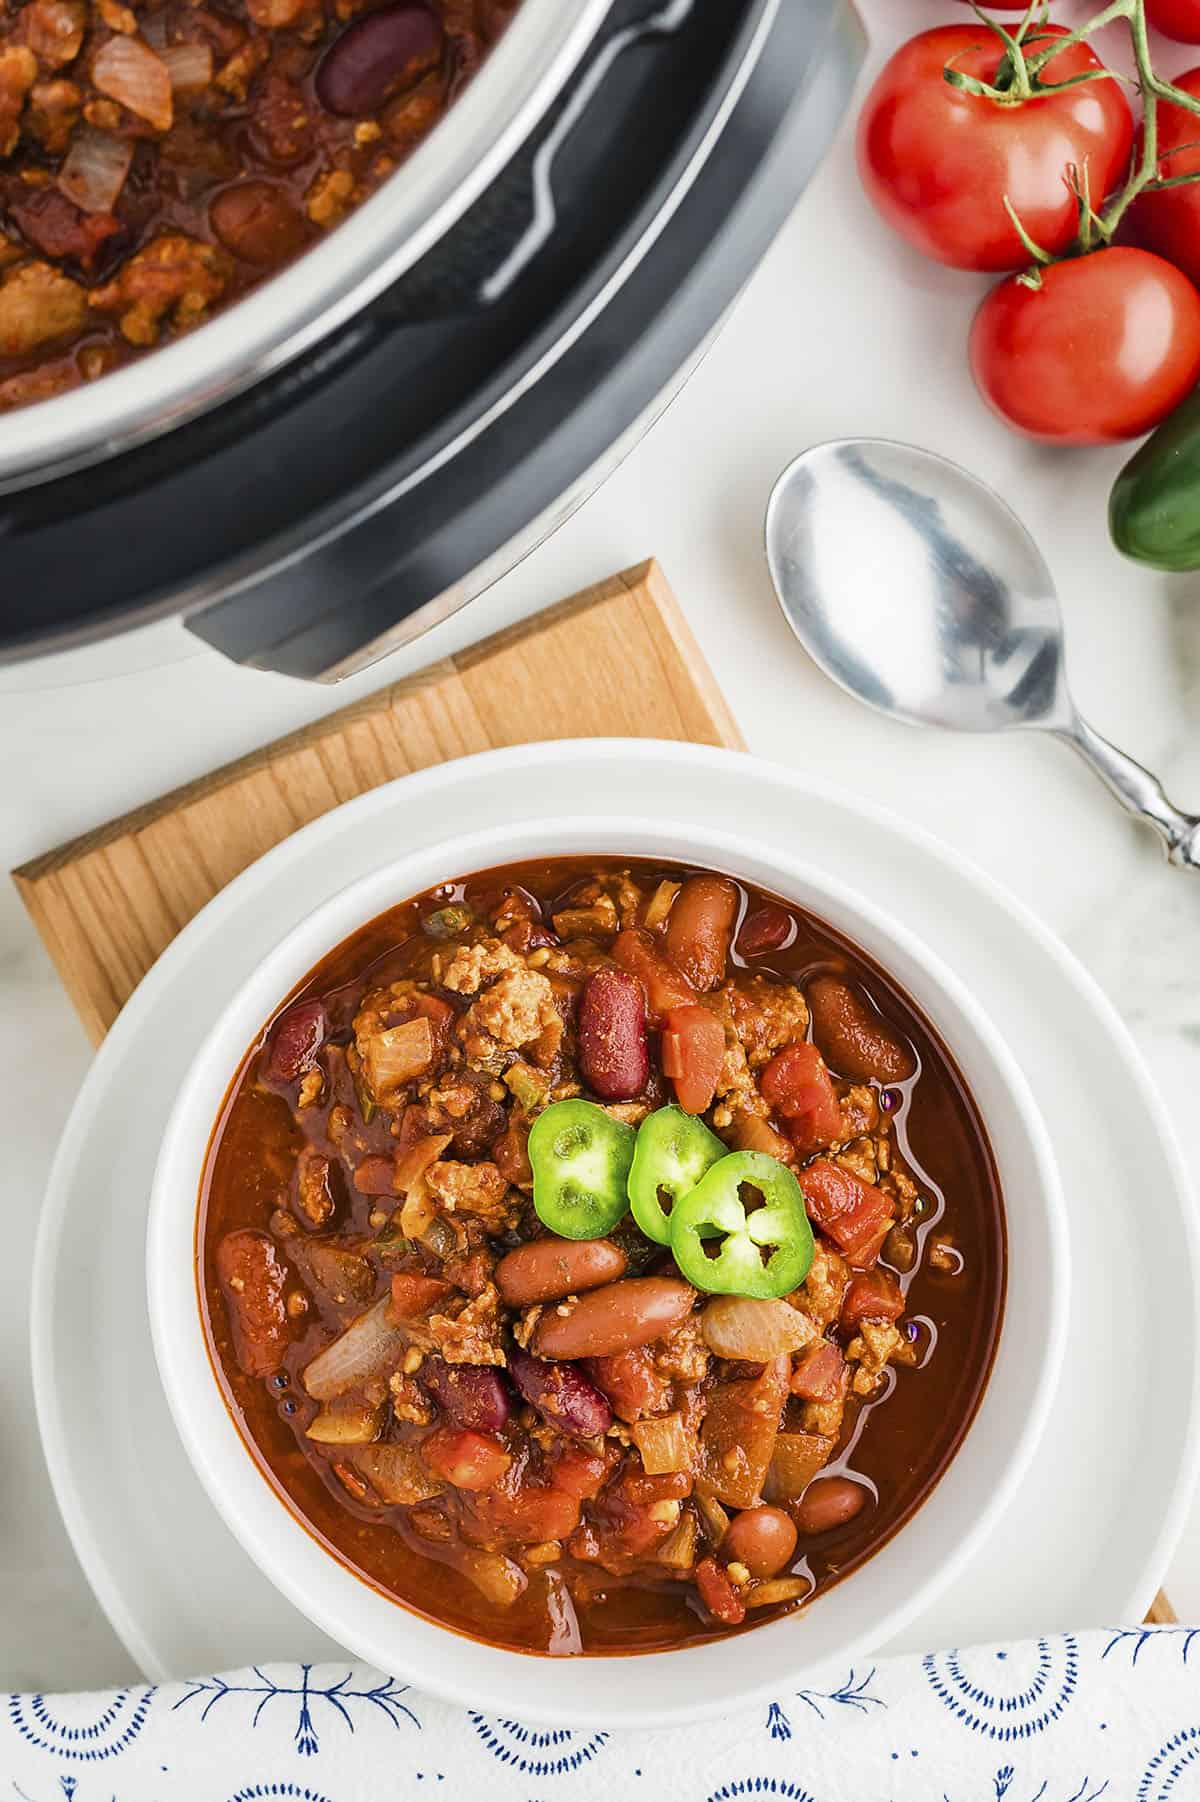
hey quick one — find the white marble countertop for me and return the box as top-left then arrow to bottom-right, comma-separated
5,0 -> 1200,1694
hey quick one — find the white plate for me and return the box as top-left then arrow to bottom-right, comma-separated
31,741 -> 1200,1684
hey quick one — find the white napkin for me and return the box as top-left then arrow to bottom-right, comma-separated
6,1628 -> 1198,1798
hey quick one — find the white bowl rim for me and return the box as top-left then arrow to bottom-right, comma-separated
147,803 -> 1068,1729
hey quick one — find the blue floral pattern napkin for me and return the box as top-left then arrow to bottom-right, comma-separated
6,1629 -> 1198,1799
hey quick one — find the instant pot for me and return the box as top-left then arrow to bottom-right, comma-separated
0,0 -> 862,680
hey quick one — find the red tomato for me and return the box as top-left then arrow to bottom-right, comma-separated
799,1160 -> 893,1268
660,1003 -> 725,1115
857,24 -> 1133,271
760,1043 -> 842,1156
970,246 -> 1200,442
1147,0 -> 1200,39
790,1339 -> 845,1402
1129,67 -> 1200,286
388,1271 -> 452,1319
421,1428 -> 511,1492
611,927 -> 694,1024
841,1269 -> 906,1333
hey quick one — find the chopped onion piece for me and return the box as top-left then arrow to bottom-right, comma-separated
454,1547 -> 527,1607
764,1431 -> 833,1504
303,1295 -> 406,1401
93,35 -> 173,131
631,1411 -> 692,1475
399,1172 -> 438,1241
361,1017 -> 435,1104
695,1491 -> 730,1545
701,1295 -> 817,1362
305,1396 -> 383,1445
655,1510 -> 699,1569
352,1443 -> 444,1505
57,127 -> 133,214
161,40 -> 213,91
394,1131 -> 452,1196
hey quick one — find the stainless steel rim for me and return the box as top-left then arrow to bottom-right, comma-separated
0,0 -> 612,493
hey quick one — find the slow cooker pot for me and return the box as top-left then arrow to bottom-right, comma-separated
0,0 -> 863,679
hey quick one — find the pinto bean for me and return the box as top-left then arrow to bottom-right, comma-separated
665,875 -> 739,991
578,968 -> 649,1101
722,1505 -> 798,1579
265,998 -> 326,1082
420,1357 -> 512,1432
507,1347 -> 612,1438
807,976 -> 916,1084
495,1236 -> 627,1308
532,1277 -> 695,1361
210,180 -> 308,268
315,2 -> 443,117
795,1475 -> 869,1536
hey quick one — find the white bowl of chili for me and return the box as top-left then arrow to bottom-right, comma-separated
148,807 -> 1067,1729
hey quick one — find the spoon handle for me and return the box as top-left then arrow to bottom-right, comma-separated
1062,714 -> 1200,870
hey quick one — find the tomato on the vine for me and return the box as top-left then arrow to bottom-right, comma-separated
1129,66 -> 1200,284
857,24 -> 1133,271
969,246 -> 1200,442
1146,0 -> 1200,41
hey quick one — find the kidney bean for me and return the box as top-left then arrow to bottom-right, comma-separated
316,3 -> 443,117
722,1504 -> 798,1579
532,1277 -> 695,1361
421,1357 -> 512,1432
216,1229 -> 291,1377
507,1347 -> 613,1439
210,180 -> 309,268
265,998 -> 326,1082
665,875 -> 739,991
736,901 -> 795,958
795,1475 -> 870,1536
495,1236 -> 627,1308
578,968 -> 649,1101
807,976 -> 916,1084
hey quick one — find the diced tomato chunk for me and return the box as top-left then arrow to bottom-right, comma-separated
422,1427 -> 511,1492
585,1346 -> 672,1422
790,1338 -> 845,1402
474,1480 -> 583,1543
841,1268 -> 905,1332
611,927 -> 695,1023
799,1159 -> 894,1268
695,1555 -> 746,1625
661,1003 -> 726,1115
389,1272 -> 453,1319
354,1155 -> 397,1195
550,1443 -> 611,1501
761,1043 -> 842,1155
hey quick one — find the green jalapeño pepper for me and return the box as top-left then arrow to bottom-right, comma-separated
528,1099 -> 635,1240
627,1105 -> 726,1245
669,1151 -> 814,1299
1110,387 -> 1200,572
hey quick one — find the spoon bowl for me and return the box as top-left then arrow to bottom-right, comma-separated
765,436 -> 1200,870
765,438 -> 1072,733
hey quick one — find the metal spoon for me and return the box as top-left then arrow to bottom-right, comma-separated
765,437 -> 1200,872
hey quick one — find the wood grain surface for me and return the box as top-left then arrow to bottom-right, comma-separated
13,559 -> 743,1044
11,553 -> 1172,1626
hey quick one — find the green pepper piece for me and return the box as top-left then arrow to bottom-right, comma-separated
669,1150 -> 814,1299
627,1104 -> 727,1246
422,903 -> 474,939
528,1098 -> 635,1240
1110,388 -> 1200,572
